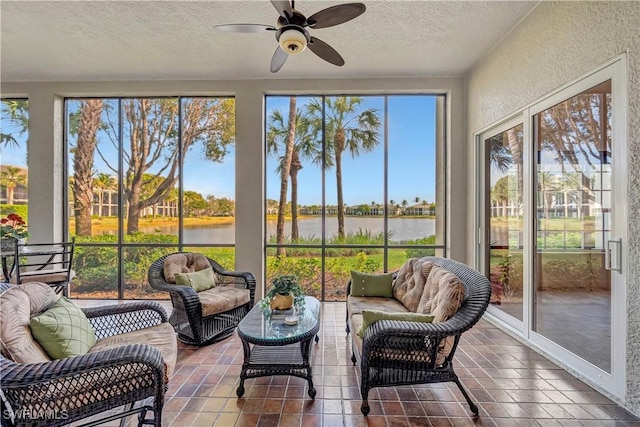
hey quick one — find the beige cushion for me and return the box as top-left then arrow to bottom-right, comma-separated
392,258 -> 435,312
162,253 -> 211,284
0,282 -> 59,363
417,265 -> 465,364
89,322 -> 178,380
198,286 -> 251,317
417,265 -> 465,322
10,269 -> 76,285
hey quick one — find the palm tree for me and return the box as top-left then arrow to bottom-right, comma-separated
1,100 -> 29,148
414,197 -> 420,204
307,97 -> 381,239
71,99 -> 104,236
93,172 -> 115,219
538,172 -> 560,220
267,104 -> 322,242
0,166 -> 27,205
272,97 -> 298,256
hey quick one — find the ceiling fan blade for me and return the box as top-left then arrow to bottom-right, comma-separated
270,47 -> 289,73
214,24 -> 275,33
307,3 -> 366,29
308,37 -> 345,66
271,1 -> 293,21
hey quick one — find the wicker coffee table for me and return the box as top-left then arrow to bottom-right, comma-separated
236,296 -> 320,398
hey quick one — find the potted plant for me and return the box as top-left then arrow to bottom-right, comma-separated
0,213 -> 28,252
265,275 -> 304,310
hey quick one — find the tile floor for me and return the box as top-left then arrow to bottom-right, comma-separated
86,300 -> 640,427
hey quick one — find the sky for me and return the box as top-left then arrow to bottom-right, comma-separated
265,95 -> 437,206
1,95 -> 437,206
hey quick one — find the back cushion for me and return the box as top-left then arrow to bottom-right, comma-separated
0,282 -> 58,363
163,253 -> 211,284
417,265 -> 464,322
416,265 -> 465,365
392,258 -> 435,312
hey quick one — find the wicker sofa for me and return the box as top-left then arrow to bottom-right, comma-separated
0,282 -> 177,427
346,257 -> 491,416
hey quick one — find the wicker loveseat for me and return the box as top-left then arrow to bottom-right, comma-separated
148,252 -> 256,346
346,257 -> 491,416
0,282 -> 177,427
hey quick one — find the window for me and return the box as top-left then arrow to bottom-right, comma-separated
66,97 -> 236,299
0,99 -> 29,221
265,95 -> 446,301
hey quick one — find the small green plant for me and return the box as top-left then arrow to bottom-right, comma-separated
265,275 -> 305,306
497,254 -> 513,297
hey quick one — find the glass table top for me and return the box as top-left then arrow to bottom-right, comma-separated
237,296 -> 320,342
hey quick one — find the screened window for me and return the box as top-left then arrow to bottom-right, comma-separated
265,95 -> 446,301
66,97 -> 236,299
0,99 -> 29,222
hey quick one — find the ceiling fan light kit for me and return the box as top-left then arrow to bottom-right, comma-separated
278,28 -> 308,54
214,0 -> 366,72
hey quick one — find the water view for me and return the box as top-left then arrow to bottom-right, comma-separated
139,217 -> 437,244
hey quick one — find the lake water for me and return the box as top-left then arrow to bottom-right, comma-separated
140,217 -> 437,244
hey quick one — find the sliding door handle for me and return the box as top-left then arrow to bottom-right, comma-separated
605,238 -> 622,273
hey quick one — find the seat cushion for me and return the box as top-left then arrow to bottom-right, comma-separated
10,268 -> 76,285
198,286 -> 251,317
30,296 -> 97,359
0,282 -> 58,363
163,253 -> 211,284
89,322 -> 178,380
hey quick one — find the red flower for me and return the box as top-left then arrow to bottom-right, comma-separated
1,213 -> 28,240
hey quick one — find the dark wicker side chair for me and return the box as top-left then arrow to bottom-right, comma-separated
0,283 -> 174,427
148,252 -> 256,346
347,257 -> 492,416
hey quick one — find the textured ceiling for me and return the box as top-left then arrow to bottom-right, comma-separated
0,1 -> 538,82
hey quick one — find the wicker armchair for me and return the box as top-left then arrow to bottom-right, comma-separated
346,257 -> 492,416
148,252 -> 256,346
0,285 -> 174,427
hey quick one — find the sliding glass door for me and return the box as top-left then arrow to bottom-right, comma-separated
477,59 -> 627,398
532,81 -> 613,372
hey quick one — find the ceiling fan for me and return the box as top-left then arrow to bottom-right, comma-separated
214,1 -> 366,72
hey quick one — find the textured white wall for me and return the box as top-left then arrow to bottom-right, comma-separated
466,1 -> 640,416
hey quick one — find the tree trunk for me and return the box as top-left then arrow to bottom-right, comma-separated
7,185 -> 14,205
97,190 -> 103,219
276,97 -> 297,256
506,128 -> 523,202
127,186 -> 141,234
290,150 -> 302,242
73,100 -> 103,236
335,131 -> 346,239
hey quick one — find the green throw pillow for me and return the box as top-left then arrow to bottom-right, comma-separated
175,267 -> 216,292
357,310 -> 435,337
30,297 -> 97,359
350,271 -> 393,298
